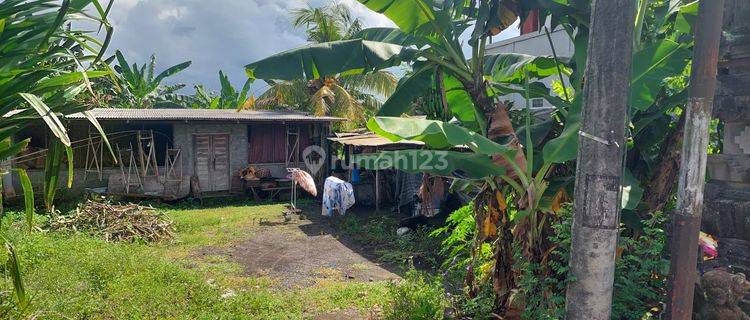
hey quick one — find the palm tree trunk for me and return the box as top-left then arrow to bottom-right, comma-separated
642,112 -> 685,213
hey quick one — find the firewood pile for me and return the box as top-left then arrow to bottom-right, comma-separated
48,200 -> 175,243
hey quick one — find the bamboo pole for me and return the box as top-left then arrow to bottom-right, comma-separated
666,1 -> 725,318
564,0 -> 636,318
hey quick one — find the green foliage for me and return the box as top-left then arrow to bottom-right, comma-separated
517,206 -> 669,320
367,117 -> 512,155
190,71 -> 252,110
291,2 -> 363,42
384,267 -> 449,320
429,204 -> 496,319
430,203 -> 480,272
0,237 -> 29,318
113,50 -> 192,108
245,39 -> 412,82
0,0 -> 113,220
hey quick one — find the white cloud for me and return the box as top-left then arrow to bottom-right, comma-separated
99,1 -> 518,94
105,0 -> 309,93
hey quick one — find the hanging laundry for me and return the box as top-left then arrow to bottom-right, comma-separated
322,176 -> 356,216
289,168 -> 317,196
419,174 -> 446,217
395,171 -> 422,210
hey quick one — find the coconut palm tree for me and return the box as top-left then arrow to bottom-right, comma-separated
254,2 -> 398,128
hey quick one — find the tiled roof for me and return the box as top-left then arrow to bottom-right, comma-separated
65,108 -> 344,122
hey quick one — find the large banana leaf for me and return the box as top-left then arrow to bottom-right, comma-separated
376,64 -> 485,133
354,150 -> 504,179
542,39 -> 691,163
354,27 -> 423,47
630,39 -> 691,110
245,39 -> 415,81
367,117 -> 512,155
377,64 -> 436,116
484,53 -> 568,85
442,73 -> 485,133
115,50 -> 191,104
674,1 -> 698,34
356,0 -> 436,34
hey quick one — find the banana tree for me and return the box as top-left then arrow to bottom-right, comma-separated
187,71 -> 252,110
246,0 -> 699,314
245,0 -> 561,310
0,0 -> 113,314
216,71 -> 252,110
113,51 -> 192,108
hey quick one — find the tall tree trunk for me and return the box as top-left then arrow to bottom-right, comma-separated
666,1 -> 724,318
642,112 -> 686,213
564,0 -> 636,318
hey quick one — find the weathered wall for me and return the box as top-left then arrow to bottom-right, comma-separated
702,3 -> 750,315
10,120 -> 332,199
173,122 -> 247,191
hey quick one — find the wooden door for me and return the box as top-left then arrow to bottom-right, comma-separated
210,135 -> 230,191
194,134 -> 230,192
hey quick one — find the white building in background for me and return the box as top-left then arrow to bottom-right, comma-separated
485,12 -> 573,110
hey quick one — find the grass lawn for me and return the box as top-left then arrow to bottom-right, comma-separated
0,200 -> 429,319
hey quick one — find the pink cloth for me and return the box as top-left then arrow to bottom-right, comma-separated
291,169 -> 317,196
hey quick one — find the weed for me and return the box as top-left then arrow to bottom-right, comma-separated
384,266 -> 449,320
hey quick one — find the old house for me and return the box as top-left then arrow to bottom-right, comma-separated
11,108 -> 342,200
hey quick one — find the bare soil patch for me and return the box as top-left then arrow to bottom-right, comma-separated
199,207 -> 400,288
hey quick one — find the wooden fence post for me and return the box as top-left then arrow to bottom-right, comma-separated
564,0 -> 636,318
666,1 -> 725,319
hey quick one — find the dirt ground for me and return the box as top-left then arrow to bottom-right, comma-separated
199,206 -> 401,289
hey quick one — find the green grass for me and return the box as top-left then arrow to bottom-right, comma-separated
330,213 -> 442,270
0,201 -> 392,319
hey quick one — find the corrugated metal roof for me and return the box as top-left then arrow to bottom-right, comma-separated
65,108 -> 344,122
328,133 -> 424,147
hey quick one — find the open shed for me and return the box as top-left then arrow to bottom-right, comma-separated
327,131 -> 424,211
9,108 -> 343,200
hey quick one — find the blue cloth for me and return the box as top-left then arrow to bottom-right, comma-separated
350,167 -> 361,184
322,176 -> 356,216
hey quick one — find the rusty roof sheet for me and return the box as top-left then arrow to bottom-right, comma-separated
328,133 -> 424,147
64,108 -> 344,122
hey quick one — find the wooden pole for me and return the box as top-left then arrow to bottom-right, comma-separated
564,0 -> 636,318
375,147 -> 380,212
666,1 -> 724,318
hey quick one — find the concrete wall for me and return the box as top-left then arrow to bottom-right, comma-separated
485,27 -> 573,110
10,120 -> 331,199
172,122 -> 248,191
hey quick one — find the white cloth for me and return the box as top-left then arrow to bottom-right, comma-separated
322,176 -> 355,216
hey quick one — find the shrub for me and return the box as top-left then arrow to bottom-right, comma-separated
517,205 -> 669,319
385,267 -> 449,320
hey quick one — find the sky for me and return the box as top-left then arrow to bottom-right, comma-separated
101,0 -> 519,95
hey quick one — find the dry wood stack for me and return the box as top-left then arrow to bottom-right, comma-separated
48,200 -> 174,243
